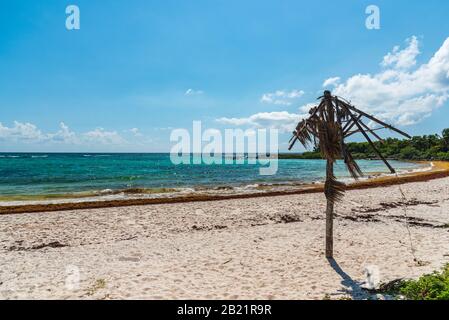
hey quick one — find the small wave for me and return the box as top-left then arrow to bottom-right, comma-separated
94,187 -> 181,196
98,189 -> 114,195
83,154 -> 111,158
31,155 -> 48,158
405,163 -> 433,173
243,184 -> 259,189
212,186 -> 234,191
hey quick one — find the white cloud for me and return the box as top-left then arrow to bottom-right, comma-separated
332,36 -> 449,125
127,127 -> 143,137
153,126 -> 174,131
260,89 -> 304,105
0,121 -> 45,142
185,88 -> 204,96
0,121 -> 129,146
381,36 -> 420,70
49,122 -> 78,143
217,111 -> 303,133
83,128 -> 127,145
299,102 -> 318,114
323,77 -> 341,88
216,36 -> 449,131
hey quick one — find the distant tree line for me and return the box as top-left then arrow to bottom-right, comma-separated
281,128 -> 449,161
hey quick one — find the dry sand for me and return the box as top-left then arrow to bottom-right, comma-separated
1,175 -> 449,300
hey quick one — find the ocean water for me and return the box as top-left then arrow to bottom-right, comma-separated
0,153 -> 425,202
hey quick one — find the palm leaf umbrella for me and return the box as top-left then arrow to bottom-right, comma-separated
289,90 -> 411,258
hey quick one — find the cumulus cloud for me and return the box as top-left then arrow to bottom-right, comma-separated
49,122 -> 78,143
127,127 -> 143,137
185,89 -> 204,96
216,36 -> 449,131
0,121 -> 129,146
0,121 -> 45,142
217,111 -> 302,133
332,35 -> 449,125
381,36 -> 420,70
260,89 -> 304,105
299,102 -> 318,114
323,77 -> 341,88
83,128 -> 127,145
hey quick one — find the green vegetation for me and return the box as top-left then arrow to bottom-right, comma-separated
281,128 -> 449,161
378,264 -> 449,300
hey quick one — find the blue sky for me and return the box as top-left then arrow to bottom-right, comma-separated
1,0 -> 449,152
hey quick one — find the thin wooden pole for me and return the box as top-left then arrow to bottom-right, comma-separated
338,100 -> 411,139
359,119 -> 385,143
325,159 -> 334,258
343,115 -> 362,135
343,105 -> 396,174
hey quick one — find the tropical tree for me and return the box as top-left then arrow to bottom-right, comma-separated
442,129 -> 449,151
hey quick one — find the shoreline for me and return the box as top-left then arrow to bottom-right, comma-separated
2,168 -> 449,299
1,161 -> 448,215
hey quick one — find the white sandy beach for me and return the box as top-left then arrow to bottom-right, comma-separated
1,176 -> 448,300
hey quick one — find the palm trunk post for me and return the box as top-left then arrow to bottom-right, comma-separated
325,159 -> 334,258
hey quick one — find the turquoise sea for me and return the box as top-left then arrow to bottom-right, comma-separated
0,153 -> 425,203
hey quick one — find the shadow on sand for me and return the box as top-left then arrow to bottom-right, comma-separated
327,258 -> 367,299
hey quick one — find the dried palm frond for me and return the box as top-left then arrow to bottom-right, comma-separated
324,171 -> 346,204
317,118 -> 341,162
343,148 -> 363,179
295,120 -> 313,148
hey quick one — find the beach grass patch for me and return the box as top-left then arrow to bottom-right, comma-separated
86,279 -> 107,296
378,264 -> 449,300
